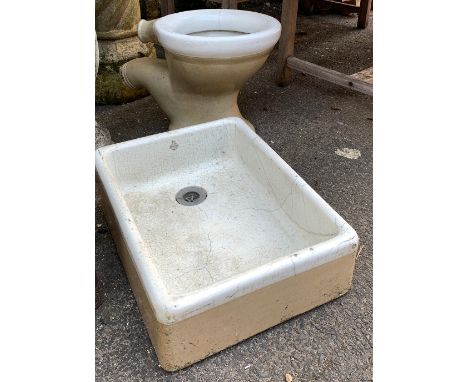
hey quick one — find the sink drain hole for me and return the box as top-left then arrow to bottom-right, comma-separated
176,186 -> 207,206
183,191 -> 200,203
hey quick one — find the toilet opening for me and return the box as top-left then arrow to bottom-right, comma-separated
188,30 -> 249,37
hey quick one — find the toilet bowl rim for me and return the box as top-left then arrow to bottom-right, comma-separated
154,9 -> 281,59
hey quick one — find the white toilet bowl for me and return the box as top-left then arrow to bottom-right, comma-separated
121,9 -> 281,130
155,9 -> 281,58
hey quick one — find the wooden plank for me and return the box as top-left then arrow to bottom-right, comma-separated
217,0 -> 247,6
167,0 -> 175,14
160,0 -> 168,16
286,57 -> 373,95
357,0 -> 372,28
161,0 -> 175,16
276,0 -> 299,86
221,0 -> 240,8
316,0 -> 360,14
350,67 -> 373,84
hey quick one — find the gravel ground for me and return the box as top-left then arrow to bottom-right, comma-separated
95,8 -> 372,382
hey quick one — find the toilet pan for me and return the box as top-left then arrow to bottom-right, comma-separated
121,9 -> 281,130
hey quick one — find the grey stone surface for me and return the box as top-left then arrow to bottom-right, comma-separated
96,9 -> 372,382
95,123 -> 113,208
95,123 -> 113,150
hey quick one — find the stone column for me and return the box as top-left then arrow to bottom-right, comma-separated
95,0 -> 155,104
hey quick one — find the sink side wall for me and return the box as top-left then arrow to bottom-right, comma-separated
232,127 -> 341,238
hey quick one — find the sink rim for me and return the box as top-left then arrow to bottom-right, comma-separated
95,117 -> 358,325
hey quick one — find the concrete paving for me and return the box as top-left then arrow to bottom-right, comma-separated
95,8 -> 372,382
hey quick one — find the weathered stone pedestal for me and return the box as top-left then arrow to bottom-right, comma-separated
95,0 -> 155,104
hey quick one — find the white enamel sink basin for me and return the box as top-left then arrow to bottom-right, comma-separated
95,117 -> 358,371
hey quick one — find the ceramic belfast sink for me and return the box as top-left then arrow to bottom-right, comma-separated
95,117 -> 358,371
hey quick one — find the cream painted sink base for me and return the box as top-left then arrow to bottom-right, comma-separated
96,118 -> 358,371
